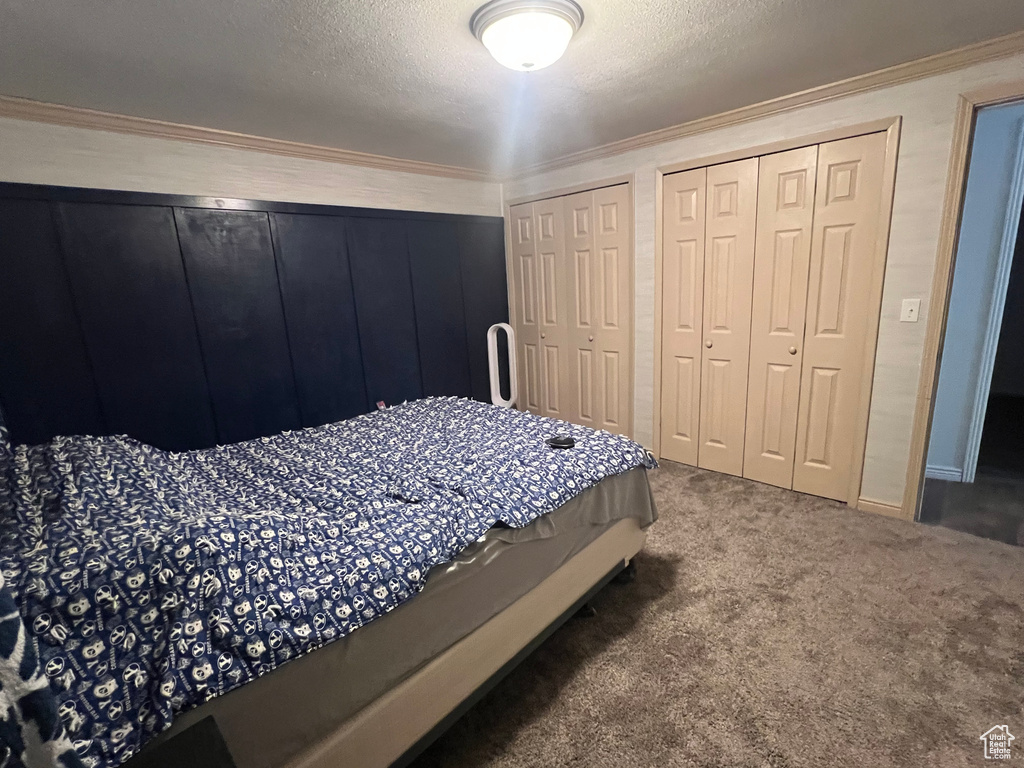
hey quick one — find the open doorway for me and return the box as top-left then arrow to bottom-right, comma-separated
921,99 -> 1024,545
977,231 -> 1024,480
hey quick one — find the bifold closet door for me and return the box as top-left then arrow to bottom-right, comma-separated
592,184 -> 632,437
509,202 -> 541,413
743,146 -> 818,488
564,184 -> 632,436
564,190 -> 594,429
509,200 -> 570,420
660,169 -> 706,465
698,158 -> 758,476
533,196 -> 571,421
792,132 -> 888,501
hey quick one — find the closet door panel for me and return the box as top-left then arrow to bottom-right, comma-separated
743,147 -> 818,488
176,208 -> 302,444
565,191 -> 598,429
346,217 -> 423,407
271,213 -> 369,424
660,169 -> 706,465
509,203 -> 542,412
58,203 -> 217,450
698,158 -> 759,476
511,187 -> 631,432
0,200 -> 105,444
563,185 -> 631,435
534,197 -> 571,420
408,219 -> 472,398
793,132 -> 888,501
593,184 -> 633,436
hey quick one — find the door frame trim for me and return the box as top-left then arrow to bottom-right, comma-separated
652,117 -> 902,510
504,175 -> 635,208
904,79 -> 1024,520
503,175 -> 637,438
654,118 -> 901,178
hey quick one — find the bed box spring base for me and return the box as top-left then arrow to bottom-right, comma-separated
287,517 -> 647,768
392,557 -> 631,767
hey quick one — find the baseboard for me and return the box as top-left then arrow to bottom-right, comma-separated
857,497 -> 912,521
925,464 -> 963,482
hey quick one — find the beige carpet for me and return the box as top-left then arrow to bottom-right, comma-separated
411,461 -> 1024,767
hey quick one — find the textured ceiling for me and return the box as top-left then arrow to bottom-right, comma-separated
1,0 -> 1023,175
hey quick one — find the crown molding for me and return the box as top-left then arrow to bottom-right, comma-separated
507,30 -> 1024,181
3,30 -> 1022,186
0,95 -> 494,183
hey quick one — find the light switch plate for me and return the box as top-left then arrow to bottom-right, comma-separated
900,298 -> 921,322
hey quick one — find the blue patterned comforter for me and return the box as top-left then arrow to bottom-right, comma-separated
0,397 -> 655,767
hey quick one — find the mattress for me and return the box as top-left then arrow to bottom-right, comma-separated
0,398 -> 656,767
135,467 -> 657,768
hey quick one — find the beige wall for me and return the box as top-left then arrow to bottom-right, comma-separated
0,117 -> 502,216
504,53 -> 1024,507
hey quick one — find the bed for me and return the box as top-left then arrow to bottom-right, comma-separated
0,397 -> 656,768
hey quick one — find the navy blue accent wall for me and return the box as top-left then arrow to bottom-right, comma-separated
0,199 -> 105,445
270,213 -> 369,425
407,220 -> 473,398
56,203 -> 218,451
175,208 -> 304,445
459,219 -> 511,402
347,218 -> 424,408
0,183 -> 507,450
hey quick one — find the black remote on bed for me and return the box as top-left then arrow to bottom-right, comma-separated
545,435 -> 575,449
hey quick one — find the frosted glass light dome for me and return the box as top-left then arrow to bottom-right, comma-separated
471,0 -> 584,72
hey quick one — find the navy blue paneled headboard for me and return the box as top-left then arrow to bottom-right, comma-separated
0,183 -> 507,450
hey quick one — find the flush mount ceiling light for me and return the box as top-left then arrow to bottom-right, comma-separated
471,0 -> 584,72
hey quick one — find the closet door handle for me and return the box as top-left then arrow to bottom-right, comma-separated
588,335 -> 594,342
789,346 -> 798,355
705,339 -> 713,349
541,333 -> 546,339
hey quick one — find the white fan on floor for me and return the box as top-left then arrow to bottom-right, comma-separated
487,323 -> 518,408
